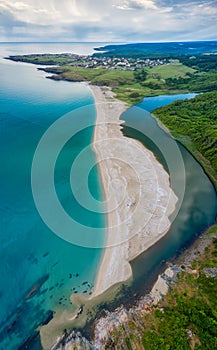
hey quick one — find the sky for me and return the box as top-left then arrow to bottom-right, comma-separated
0,0 -> 217,42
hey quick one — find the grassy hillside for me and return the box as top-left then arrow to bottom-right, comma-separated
43,65 -> 135,86
43,60 -> 200,103
6,54 -> 76,66
7,52 -> 217,104
114,57 -> 217,103
153,91 -> 217,190
148,60 -> 195,79
112,55 -> 217,103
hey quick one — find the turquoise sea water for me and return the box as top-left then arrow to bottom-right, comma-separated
0,43 -> 107,349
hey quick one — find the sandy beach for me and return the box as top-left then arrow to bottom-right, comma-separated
40,85 -> 178,350
90,85 -> 178,298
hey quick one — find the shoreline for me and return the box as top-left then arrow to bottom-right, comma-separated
89,84 -> 178,298
40,85 -> 216,350
3,52 -> 217,350
39,85 -> 178,349
47,224 -> 217,350
151,112 -> 217,193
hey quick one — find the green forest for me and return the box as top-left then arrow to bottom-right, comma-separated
153,92 -> 217,189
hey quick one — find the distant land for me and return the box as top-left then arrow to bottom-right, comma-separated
6,41 -> 217,191
7,40 -> 217,105
94,40 -> 217,57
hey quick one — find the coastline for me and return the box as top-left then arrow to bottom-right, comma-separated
47,224 -> 217,350
89,85 -> 178,298
40,86 -> 216,350
151,112 -> 217,193
3,49 -> 217,350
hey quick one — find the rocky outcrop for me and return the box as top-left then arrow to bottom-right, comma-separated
53,264 -> 181,350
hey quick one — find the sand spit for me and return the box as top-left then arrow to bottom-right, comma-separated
90,85 -> 178,298
40,86 -> 178,350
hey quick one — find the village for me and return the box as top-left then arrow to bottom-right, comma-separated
66,53 -> 168,70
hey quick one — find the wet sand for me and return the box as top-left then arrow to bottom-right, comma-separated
90,85 -> 178,298
40,85 -> 178,349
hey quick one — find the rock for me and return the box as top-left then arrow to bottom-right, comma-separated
203,267 -> 217,278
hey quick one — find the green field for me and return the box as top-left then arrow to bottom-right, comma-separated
45,62 -> 198,104
8,53 -> 217,104
45,61 -> 196,103
91,69 -> 135,86
147,61 -> 195,79
44,65 -> 136,86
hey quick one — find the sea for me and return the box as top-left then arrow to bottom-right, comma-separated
0,42 -> 217,349
0,42 -> 108,349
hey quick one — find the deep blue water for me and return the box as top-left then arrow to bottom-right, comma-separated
0,43 -> 107,349
140,93 -> 197,112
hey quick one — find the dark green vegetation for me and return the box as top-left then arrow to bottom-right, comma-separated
104,226 -> 217,350
113,54 -> 217,103
179,54 -> 217,72
161,55 -> 217,93
94,41 -> 217,58
153,92 -> 217,190
113,61 -> 196,103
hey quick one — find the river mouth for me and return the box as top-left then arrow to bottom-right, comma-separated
121,95 -> 217,296
42,93 -> 217,348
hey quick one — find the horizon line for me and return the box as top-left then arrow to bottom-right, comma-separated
0,39 -> 217,44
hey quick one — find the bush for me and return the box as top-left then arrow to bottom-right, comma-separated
129,92 -> 141,98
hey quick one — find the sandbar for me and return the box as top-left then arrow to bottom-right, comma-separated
90,85 -> 178,298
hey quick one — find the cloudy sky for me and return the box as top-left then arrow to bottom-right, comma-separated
0,0 -> 217,42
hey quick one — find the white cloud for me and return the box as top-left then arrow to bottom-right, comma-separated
11,1 -> 30,10
0,0 -> 216,42
0,0 -> 102,25
114,0 -> 158,11
130,0 -> 158,10
114,2 -> 132,11
0,1 -> 30,11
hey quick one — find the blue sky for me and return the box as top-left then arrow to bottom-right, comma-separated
0,0 -> 217,42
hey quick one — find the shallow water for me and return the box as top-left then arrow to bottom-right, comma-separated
0,43 -> 106,349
